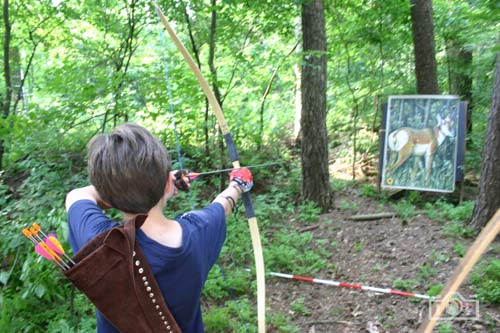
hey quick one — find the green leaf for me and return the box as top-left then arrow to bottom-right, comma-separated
0,271 -> 10,285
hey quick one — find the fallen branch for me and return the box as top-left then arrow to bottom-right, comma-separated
297,224 -> 320,233
349,212 -> 397,221
303,319 -> 356,326
349,210 -> 425,221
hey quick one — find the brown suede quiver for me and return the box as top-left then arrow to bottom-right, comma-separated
64,215 -> 181,333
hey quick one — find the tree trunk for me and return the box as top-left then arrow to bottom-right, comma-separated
1,0 -> 11,169
301,0 -> 333,212
470,40 -> 500,230
183,4 -> 210,157
208,0 -> 225,191
293,15 -> 302,144
410,0 -> 439,94
446,37 -> 473,134
208,0 -> 222,109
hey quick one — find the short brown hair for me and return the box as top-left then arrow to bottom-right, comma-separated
87,123 -> 171,213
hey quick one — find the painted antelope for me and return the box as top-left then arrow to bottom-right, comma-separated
386,113 -> 456,181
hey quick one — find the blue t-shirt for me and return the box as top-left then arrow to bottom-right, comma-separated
67,200 -> 226,333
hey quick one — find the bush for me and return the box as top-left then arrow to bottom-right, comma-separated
471,258 -> 500,304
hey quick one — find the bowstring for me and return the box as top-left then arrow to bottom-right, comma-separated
157,15 -> 184,172
156,11 -> 199,215
155,9 -> 250,332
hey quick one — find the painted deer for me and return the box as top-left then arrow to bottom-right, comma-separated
386,113 -> 456,181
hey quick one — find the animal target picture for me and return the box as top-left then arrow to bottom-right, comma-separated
381,95 -> 464,193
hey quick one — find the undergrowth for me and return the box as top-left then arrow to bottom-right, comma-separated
471,258 -> 500,304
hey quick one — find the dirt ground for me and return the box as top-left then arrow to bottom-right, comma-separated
266,166 -> 500,333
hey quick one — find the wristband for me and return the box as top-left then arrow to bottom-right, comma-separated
231,183 -> 242,194
224,196 -> 238,213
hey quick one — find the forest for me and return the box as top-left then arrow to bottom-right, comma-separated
1,0 -> 500,332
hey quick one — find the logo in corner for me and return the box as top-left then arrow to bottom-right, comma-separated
429,292 -> 480,321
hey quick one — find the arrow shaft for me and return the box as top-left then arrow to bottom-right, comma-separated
190,161 -> 284,178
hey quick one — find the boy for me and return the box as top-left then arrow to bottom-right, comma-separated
65,123 -> 253,332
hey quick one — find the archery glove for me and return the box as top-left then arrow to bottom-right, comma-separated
229,167 -> 253,192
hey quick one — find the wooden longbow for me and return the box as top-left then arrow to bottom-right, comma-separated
155,6 -> 266,333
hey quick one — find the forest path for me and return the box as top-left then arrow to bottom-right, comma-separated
267,181 -> 500,332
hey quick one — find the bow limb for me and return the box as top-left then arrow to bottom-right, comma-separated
417,208 -> 500,333
155,7 -> 266,333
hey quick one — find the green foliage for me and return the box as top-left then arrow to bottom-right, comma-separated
452,241 -> 466,257
392,198 -> 417,219
203,298 -> 253,333
0,154 -> 91,333
426,284 -> 444,297
419,263 -> 438,281
290,297 -> 312,317
392,278 -> 420,292
353,240 -> 364,254
297,201 -> 321,224
338,199 -> 359,213
359,183 -> 378,198
429,250 -> 451,264
436,322 -> 454,333
0,173 -> 10,208
471,259 -> 500,304
266,232 -> 328,274
331,179 -> 356,192
442,221 -> 475,238
424,200 -> 474,223
267,310 -> 300,333
423,200 -> 475,238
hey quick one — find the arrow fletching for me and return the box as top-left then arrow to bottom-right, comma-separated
22,225 -> 72,270
45,234 -> 64,254
187,172 -> 200,180
35,243 -> 55,260
33,223 -> 65,254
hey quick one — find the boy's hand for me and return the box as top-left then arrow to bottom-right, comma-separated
229,167 -> 253,192
173,170 -> 190,192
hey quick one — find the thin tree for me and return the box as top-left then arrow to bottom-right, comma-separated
102,0 -> 144,131
470,40 -> 500,230
300,0 -> 333,212
444,32 -> 473,134
1,0 -> 12,169
410,0 -> 439,94
293,15 -> 302,143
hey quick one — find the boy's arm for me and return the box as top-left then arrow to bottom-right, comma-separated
65,185 -> 110,211
213,181 -> 244,216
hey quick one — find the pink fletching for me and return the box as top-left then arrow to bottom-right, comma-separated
188,172 -> 200,180
35,243 -> 54,260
